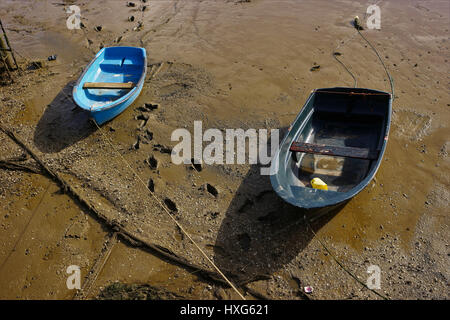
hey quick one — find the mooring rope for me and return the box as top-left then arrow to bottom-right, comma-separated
304,216 -> 389,300
356,28 -> 395,100
332,32 -> 359,88
90,119 -> 246,300
0,181 -> 52,273
332,4 -> 395,101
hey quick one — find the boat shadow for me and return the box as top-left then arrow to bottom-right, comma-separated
33,81 -> 97,153
213,128 -> 345,284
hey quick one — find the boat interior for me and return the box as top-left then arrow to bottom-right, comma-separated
76,47 -> 145,109
289,90 -> 390,192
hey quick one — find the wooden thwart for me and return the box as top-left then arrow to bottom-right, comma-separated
83,82 -> 135,89
317,90 -> 390,96
290,142 -> 379,160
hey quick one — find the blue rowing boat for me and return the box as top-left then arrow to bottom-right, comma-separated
270,87 -> 391,218
73,47 -> 147,125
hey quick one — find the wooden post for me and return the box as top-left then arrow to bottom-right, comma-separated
0,37 -> 15,70
0,19 -> 18,70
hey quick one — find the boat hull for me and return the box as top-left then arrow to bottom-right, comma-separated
72,46 -> 147,125
270,87 -> 392,211
90,79 -> 144,125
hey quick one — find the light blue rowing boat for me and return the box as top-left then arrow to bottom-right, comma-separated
73,47 -> 147,125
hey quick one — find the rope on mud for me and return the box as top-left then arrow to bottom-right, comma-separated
91,119 -> 247,300
333,6 -> 395,100
0,180 -> 52,273
332,32 -> 359,88
304,216 -> 389,300
0,124 -> 260,297
356,28 -> 395,100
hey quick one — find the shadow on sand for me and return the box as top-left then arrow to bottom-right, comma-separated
213,129 -> 345,283
34,81 -> 96,153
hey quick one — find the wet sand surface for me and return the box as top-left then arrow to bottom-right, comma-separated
0,0 -> 448,299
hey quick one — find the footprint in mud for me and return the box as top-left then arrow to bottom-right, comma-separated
237,233 -> 251,252
189,158 -> 202,172
147,155 -> 159,169
392,109 -> 432,141
137,103 -> 159,112
131,135 -> 141,150
144,129 -> 153,141
164,198 -> 178,213
136,114 -> 149,128
199,183 -> 219,198
206,183 -> 219,198
153,144 -> 172,154
148,178 -> 155,192
310,64 -> 321,72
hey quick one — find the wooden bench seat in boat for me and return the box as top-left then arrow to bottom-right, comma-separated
82,82 -> 136,90
290,142 -> 379,160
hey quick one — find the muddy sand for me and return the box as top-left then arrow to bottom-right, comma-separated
0,0 -> 448,300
